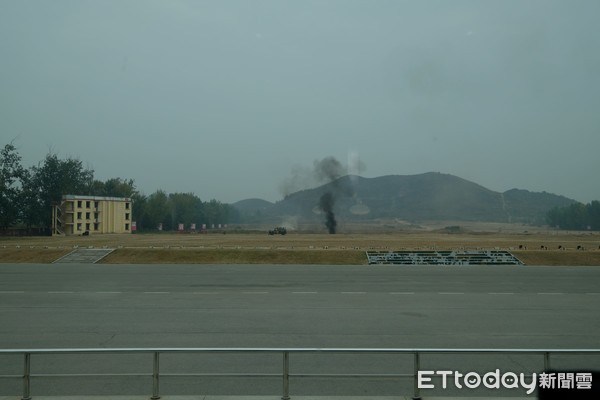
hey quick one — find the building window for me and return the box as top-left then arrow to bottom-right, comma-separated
94,212 -> 99,220
125,213 -> 130,220
77,212 -> 82,220
86,212 -> 90,220
85,223 -> 90,231
77,223 -> 82,231
77,201 -> 82,208
125,223 -> 130,231
94,223 -> 99,231
86,201 -> 91,208
125,202 -> 130,210
94,201 -> 99,209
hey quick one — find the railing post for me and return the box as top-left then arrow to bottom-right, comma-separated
282,351 -> 290,400
151,351 -> 160,400
544,351 -> 550,371
22,352 -> 31,400
412,351 -> 421,400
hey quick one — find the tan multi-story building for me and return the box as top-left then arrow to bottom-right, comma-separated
52,195 -> 132,235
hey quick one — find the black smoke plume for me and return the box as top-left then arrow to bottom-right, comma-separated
314,156 -> 344,183
279,155 -> 363,233
319,191 -> 337,234
279,156 -> 345,197
314,157 -> 344,234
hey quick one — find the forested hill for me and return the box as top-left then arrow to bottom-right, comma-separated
235,172 -> 576,224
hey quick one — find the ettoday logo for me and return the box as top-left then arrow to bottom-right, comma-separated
418,369 -> 538,394
419,370 -> 594,394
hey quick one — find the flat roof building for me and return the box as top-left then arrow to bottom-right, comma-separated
52,195 -> 132,235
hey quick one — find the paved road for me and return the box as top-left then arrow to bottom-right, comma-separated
0,264 -> 599,397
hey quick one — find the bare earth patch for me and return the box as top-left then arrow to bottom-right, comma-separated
1,229 -> 599,265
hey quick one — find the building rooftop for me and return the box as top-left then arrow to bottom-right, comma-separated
62,194 -> 131,202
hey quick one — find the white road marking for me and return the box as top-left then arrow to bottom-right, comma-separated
4,289 -> 588,296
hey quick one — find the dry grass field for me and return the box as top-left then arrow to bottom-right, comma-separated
1,226 -> 600,265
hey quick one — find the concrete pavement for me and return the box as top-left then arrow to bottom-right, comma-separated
1,264 -> 598,398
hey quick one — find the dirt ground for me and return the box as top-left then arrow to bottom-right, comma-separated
1,226 -> 599,265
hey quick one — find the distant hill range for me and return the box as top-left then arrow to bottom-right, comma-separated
232,173 -> 576,224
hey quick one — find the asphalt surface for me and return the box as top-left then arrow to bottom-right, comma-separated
0,264 -> 599,398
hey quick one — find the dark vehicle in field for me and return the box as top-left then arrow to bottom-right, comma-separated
268,227 -> 287,235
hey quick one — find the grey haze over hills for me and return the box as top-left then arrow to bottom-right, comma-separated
2,1 -> 599,204
232,172 -> 576,224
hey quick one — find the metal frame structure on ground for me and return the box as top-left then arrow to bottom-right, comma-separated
366,250 -> 524,265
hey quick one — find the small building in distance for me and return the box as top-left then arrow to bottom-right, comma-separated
52,195 -> 132,235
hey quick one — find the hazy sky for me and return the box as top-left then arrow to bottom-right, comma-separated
1,0 -> 599,203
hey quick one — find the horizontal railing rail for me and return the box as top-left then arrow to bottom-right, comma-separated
0,347 -> 598,400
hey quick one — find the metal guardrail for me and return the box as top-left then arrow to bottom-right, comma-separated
0,348 -> 598,400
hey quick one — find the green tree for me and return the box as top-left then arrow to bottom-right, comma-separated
88,180 -> 107,196
546,206 -> 561,228
131,192 -> 147,231
23,153 -> 94,228
144,190 -> 170,231
203,199 -> 221,226
138,193 -> 239,231
589,200 -> 600,231
102,178 -> 137,198
570,203 -> 588,230
0,143 -> 27,228
168,192 -> 204,229
547,201 -> 599,231
202,199 -> 236,227
1,143 -> 241,232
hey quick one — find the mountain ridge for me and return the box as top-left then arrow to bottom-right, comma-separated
233,172 -> 576,224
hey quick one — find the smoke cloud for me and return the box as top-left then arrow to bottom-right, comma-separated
315,157 -> 344,233
313,157 -> 345,234
279,156 -> 346,197
314,156 -> 344,183
319,191 -> 337,234
279,155 -> 365,234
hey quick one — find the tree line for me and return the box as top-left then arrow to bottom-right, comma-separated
546,201 -> 600,231
0,142 -> 238,232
